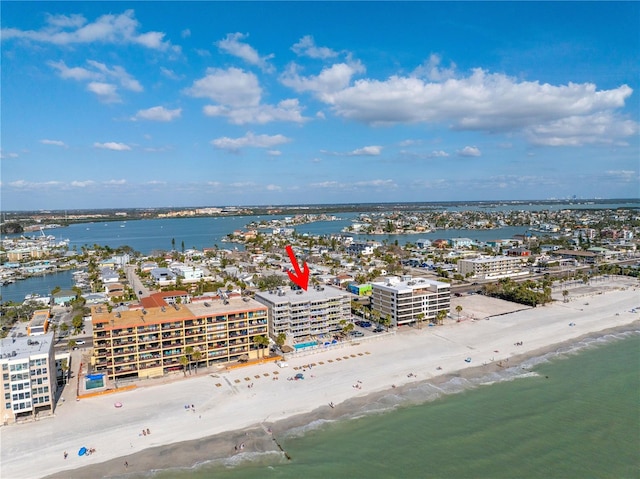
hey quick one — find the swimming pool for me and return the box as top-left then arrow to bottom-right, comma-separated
85,374 -> 105,390
294,341 -> 318,350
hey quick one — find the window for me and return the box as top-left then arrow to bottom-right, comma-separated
5,403 -> 10,409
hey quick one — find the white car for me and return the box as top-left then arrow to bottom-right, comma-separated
76,340 -> 85,345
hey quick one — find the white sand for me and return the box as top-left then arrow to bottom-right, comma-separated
1,277 -> 639,479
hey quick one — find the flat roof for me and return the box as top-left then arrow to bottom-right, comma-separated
92,295 -> 267,329
0,333 -> 54,361
255,285 -> 349,305
372,276 -> 450,293
29,310 -> 50,328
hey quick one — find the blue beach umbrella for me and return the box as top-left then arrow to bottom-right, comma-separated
78,447 -> 87,456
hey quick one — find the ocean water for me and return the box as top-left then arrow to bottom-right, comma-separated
152,332 -> 639,479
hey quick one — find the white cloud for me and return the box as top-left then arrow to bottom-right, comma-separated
103,179 -> 127,185
48,60 -> 101,81
267,150 -> 282,156
266,184 -> 282,191
280,61 -> 365,102
86,61 -> 143,91
291,35 -> 338,59
185,67 -> 261,107
430,150 -> 450,157
1,9 -> 172,50
187,68 -> 307,124
50,60 -> 142,102
70,180 -> 95,187
309,179 -> 396,190
211,132 -> 291,151
216,32 -> 274,72
160,67 -> 181,80
0,151 -> 19,159
181,28 -> 191,38
133,106 -> 182,122
412,53 -> 457,81
349,145 -> 383,156
304,66 -> 636,146
94,142 -> 131,151
457,146 -> 481,157
525,112 -> 638,146
203,98 -> 306,125
40,139 -> 66,147
87,82 -> 120,103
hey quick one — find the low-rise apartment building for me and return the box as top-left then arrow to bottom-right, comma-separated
91,294 -> 268,380
371,276 -> 450,327
254,285 -> 351,345
1,333 -> 57,424
457,255 -> 529,280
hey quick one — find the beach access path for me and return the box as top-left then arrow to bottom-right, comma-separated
1,277 -> 638,479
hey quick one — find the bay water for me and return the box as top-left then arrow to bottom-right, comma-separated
151,331 -> 639,479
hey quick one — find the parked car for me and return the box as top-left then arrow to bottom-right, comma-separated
373,327 -> 384,333
350,331 -> 364,337
76,340 -> 85,345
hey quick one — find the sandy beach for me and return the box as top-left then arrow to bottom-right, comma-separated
1,277 -> 638,479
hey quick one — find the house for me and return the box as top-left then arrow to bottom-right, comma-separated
52,290 -> 77,306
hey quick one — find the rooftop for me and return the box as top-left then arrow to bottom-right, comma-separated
255,285 -> 349,304
0,333 -> 54,361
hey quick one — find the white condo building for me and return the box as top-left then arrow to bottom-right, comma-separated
371,276 -> 450,327
254,285 -> 351,345
457,255 -> 529,280
1,333 -> 57,425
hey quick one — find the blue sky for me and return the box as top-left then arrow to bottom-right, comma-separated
1,2 -> 638,211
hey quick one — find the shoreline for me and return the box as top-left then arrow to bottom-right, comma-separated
2,278 -> 638,479
44,321 -> 640,479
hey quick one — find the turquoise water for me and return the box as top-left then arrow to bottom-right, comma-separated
153,332 -> 639,479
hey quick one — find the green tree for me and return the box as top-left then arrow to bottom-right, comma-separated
179,355 -> 189,377
185,346 -> 194,374
191,349 -> 203,374
455,305 -> 463,320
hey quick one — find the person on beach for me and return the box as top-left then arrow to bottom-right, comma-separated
63,451 -> 67,460
124,461 -> 128,469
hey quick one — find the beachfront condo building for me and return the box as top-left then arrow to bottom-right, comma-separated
254,285 -> 351,346
0,333 -> 57,425
91,294 -> 268,380
371,276 -> 450,327
457,255 -> 529,280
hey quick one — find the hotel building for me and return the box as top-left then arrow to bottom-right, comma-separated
1,333 -> 57,425
457,255 -> 529,280
371,276 -> 450,327
254,286 -> 351,345
91,293 -> 268,380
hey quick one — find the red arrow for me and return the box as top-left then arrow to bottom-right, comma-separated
285,245 -> 309,290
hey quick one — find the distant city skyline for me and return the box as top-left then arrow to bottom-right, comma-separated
1,2 -> 638,211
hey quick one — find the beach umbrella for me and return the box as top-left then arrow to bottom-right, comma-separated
114,402 -> 123,408
78,447 -> 87,456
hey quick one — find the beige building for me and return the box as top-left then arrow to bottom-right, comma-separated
254,285 -> 351,346
1,333 -> 57,425
457,255 -> 529,280
91,294 -> 268,380
371,276 -> 450,327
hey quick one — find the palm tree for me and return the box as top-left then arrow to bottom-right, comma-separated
60,358 -> 69,385
380,314 -> 392,331
562,290 -> 569,303
191,349 -> 203,374
436,310 -> 447,326
185,346 -> 194,374
179,355 -> 189,377
455,305 -> 463,320
275,333 -> 286,351
416,312 -> 425,329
